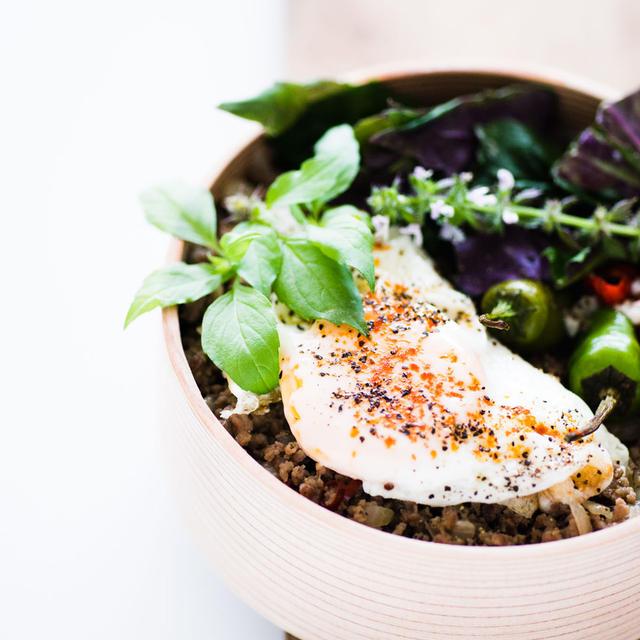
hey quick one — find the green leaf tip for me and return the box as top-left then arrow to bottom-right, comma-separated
265,124 -> 359,209
125,262 -> 223,328
140,182 -> 217,249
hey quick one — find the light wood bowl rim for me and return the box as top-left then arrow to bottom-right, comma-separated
162,64 -> 640,558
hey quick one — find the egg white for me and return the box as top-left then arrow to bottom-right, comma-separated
277,234 -> 619,506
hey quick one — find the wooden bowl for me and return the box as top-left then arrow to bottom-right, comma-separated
160,67 -> 640,639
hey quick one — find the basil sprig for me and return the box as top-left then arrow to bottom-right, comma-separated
266,124 -> 360,212
126,125 -> 373,394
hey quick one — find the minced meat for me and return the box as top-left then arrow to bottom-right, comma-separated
180,298 -> 639,547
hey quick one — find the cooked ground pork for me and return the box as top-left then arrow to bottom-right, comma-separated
180,304 -> 639,546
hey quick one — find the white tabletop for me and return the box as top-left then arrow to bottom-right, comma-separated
2,1 -> 286,638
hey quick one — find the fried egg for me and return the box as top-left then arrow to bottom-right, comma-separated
277,234 -> 619,506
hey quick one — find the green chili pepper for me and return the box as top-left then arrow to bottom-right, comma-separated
569,309 -> 640,418
480,279 -> 564,352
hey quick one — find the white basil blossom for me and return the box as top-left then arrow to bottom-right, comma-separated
466,186 -> 498,207
371,214 -> 390,244
398,223 -> 423,247
224,192 -> 261,220
412,166 -> 433,180
502,209 -> 519,225
459,172 -> 473,183
514,187 -> 543,202
439,222 -> 466,244
497,168 -> 515,192
430,199 -> 455,220
435,177 -> 457,190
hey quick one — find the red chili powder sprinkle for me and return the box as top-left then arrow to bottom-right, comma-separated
306,281 -> 573,469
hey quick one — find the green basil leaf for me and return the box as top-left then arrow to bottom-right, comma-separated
542,245 -> 606,289
353,106 -> 423,145
201,285 -> 280,394
141,182 -> 217,249
125,262 -> 222,328
237,234 -> 282,296
219,221 -> 273,262
274,239 -> 367,334
218,80 -> 345,137
265,124 -> 359,209
207,255 -> 231,271
474,119 -> 559,189
306,205 -> 375,290
272,81 -> 397,167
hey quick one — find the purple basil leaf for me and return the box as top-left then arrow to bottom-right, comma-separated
553,129 -> 640,199
596,90 -> 640,159
454,227 -> 551,296
365,85 -> 557,176
553,88 -> 640,200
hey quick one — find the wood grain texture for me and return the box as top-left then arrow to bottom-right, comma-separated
160,68 -> 640,640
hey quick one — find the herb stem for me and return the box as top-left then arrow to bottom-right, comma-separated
470,203 -> 640,237
367,171 -> 640,273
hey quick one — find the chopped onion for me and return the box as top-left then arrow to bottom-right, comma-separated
452,519 -> 476,539
569,500 -> 593,535
364,504 -> 394,528
501,495 -> 538,518
583,500 -> 612,520
221,374 -> 280,419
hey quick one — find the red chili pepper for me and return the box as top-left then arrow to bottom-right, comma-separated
322,478 -> 362,510
322,481 -> 345,510
342,478 -> 362,502
586,264 -> 635,306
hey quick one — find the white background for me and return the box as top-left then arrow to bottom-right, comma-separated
2,1 -> 286,638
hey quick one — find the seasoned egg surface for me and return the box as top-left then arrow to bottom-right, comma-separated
278,235 -> 614,506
